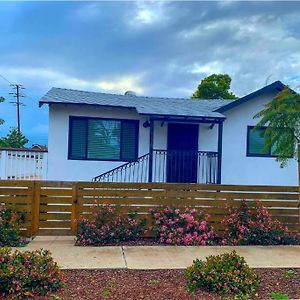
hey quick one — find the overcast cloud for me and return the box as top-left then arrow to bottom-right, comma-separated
0,1 -> 299,144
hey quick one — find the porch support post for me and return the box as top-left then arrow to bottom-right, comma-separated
217,121 -> 223,184
148,119 -> 154,182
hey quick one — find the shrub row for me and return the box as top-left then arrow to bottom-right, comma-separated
76,201 -> 300,246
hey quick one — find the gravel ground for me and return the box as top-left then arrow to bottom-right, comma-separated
3,268 -> 299,300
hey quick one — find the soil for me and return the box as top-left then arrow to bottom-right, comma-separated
3,268 -> 299,300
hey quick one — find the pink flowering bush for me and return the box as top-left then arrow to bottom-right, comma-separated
0,248 -> 64,298
76,205 -> 146,245
221,201 -> 300,245
185,251 -> 259,299
0,206 -> 23,247
151,207 -> 217,245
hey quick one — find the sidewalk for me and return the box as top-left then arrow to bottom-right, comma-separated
17,236 -> 300,270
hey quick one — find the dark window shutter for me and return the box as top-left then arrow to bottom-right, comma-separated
121,121 -> 138,161
87,119 -> 121,160
70,119 -> 87,159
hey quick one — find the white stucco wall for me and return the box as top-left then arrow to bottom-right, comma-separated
220,92 -> 297,185
47,94 -> 298,185
48,104 -> 167,181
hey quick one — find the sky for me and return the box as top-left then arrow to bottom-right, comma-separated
0,1 -> 300,145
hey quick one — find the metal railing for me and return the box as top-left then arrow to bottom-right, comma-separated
93,153 -> 150,182
93,150 -> 218,183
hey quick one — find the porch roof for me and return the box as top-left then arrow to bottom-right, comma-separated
39,87 -> 227,120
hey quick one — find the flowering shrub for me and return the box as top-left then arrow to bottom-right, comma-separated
151,207 -> 216,245
221,201 -> 300,245
0,248 -> 64,298
0,206 -> 22,247
185,251 -> 259,299
76,205 -> 146,245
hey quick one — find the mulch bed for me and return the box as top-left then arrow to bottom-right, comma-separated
7,268 -> 299,300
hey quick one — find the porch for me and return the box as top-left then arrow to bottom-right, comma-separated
93,115 -> 224,183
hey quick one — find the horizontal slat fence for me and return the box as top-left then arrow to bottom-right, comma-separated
0,181 -> 299,236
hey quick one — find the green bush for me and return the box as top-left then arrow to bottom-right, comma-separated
0,206 -> 22,247
76,205 -> 146,245
0,248 -> 64,298
185,251 -> 259,299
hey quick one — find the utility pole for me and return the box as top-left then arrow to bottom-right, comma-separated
10,84 -> 25,133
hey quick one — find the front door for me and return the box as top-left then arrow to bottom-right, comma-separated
167,123 -> 199,183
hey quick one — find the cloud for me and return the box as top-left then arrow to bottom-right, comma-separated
72,3 -> 103,22
127,1 -> 169,28
1,1 -> 300,142
188,61 -> 224,75
0,66 -> 145,95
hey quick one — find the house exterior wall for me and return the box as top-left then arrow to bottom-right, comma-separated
220,92 -> 297,185
48,92 -> 298,185
48,104 -> 167,181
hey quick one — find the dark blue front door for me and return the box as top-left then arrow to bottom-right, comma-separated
167,123 -> 199,183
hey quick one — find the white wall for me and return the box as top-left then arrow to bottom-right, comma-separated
220,92 -> 297,186
48,104 -> 168,181
48,95 -> 298,185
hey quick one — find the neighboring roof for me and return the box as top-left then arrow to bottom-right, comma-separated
0,147 -> 48,152
31,144 -> 48,151
216,81 -> 286,113
39,87 -> 230,120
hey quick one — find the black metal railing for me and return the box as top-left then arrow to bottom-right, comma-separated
93,153 -> 150,182
93,150 -> 218,183
152,150 -> 218,184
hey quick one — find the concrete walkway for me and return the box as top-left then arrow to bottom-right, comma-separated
17,236 -> 300,270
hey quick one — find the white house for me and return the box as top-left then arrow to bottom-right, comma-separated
39,81 -> 298,186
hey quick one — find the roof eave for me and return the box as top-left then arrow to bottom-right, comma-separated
215,81 -> 287,113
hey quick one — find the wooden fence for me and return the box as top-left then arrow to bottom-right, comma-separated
0,180 -> 299,236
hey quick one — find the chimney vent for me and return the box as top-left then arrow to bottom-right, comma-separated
124,91 -> 136,96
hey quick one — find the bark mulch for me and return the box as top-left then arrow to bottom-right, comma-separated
28,268 -> 300,300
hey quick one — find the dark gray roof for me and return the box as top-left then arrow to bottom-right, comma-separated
40,87 -> 231,119
216,81 -> 286,113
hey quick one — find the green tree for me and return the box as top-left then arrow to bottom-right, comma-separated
192,74 -> 238,100
0,127 -> 29,148
254,87 -> 300,167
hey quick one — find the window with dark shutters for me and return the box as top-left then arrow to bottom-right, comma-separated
247,126 -> 278,157
68,117 -> 139,161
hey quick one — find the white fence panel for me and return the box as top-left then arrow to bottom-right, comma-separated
0,149 -> 48,180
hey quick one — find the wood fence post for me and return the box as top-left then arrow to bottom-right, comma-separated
31,181 -> 40,236
71,183 -> 79,233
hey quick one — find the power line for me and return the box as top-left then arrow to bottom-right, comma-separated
0,74 -> 13,85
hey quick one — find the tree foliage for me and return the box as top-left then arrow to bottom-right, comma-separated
192,74 -> 238,100
0,128 -> 28,148
254,87 -> 300,167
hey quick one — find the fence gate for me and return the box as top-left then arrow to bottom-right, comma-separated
34,181 -> 74,236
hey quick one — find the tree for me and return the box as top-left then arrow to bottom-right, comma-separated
0,127 -> 29,148
254,87 -> 300,198
192,74 -> 238,100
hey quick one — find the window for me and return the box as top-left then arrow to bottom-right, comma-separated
69,117 -> 139,161
247,126 -> 277,157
